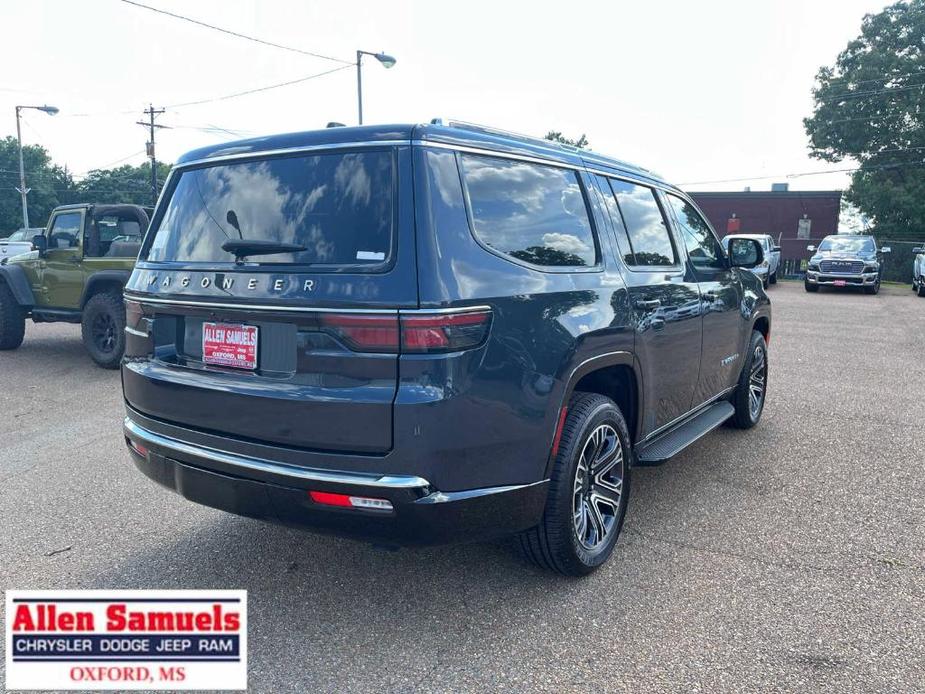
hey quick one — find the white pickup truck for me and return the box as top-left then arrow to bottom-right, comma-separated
0,228 -> 41,261
723,233 -> 781,288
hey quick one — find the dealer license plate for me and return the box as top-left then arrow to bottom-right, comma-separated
833,280 -> 847,287
202,322 -> 258,370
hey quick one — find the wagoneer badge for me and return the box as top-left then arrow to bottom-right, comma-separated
144,273 -> 315,292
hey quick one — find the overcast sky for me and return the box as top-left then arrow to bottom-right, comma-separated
0,0 -> 888,193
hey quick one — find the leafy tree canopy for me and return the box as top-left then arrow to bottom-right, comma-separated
0,136 -> 73,233
804,0 -> 925,238
0,135 -> 170,236
544,131 -> 589,149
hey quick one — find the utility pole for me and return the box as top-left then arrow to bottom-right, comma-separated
137,105 -> 166,206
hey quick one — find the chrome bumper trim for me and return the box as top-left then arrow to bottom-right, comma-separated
123,417 -> 432,491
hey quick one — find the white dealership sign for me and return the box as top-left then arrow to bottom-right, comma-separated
5,590 -> 247,690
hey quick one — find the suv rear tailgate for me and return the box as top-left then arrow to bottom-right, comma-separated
123,144 -> 416,456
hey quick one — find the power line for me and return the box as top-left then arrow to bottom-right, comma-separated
680,159 -> 925,186
819,81 -> 925,101
817,67 -> 925,88
165,64 -> 351,108
120,0 -> 352,65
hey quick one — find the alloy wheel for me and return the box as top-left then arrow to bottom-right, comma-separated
748,343 -> 767,419
572,424 -> 624,551
92,313 -> 117,353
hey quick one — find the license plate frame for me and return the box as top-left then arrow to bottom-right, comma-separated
202,322 -> 259,370
833,279 -> 847,287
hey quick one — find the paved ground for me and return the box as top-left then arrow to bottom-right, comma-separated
1,282 -> 923,693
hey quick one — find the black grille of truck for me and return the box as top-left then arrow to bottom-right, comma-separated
820,260 -> 864,274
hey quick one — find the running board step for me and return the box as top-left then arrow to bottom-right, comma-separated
635,401 -> 735,465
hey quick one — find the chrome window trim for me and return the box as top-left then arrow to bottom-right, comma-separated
172,139 -> 411,170
123,292 -> 491,316
124,417 -> 431,490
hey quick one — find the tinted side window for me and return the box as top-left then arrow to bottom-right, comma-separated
666,194 -> 725,272
48,212 -> 82,249
609,180 -> 676,267
592,175 -> 634,266
460,153 -> 596,267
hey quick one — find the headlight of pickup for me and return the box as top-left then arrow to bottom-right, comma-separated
808,262 -> 820,271
865,264 -> 879,273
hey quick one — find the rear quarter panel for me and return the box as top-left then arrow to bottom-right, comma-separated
407,146 -> 634,489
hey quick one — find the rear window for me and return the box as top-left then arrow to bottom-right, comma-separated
459,153 -> 597,268
144,150 -> 394,268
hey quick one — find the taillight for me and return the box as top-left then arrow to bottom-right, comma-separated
401,310 -> 491,353
319,309 -> 491,354
318,314 -> 400,352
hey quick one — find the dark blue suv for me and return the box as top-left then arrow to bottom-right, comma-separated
121,121 -> 771,575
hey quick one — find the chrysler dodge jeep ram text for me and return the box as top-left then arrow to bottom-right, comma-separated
0,204 -> 150,367
121,121 -> 771,575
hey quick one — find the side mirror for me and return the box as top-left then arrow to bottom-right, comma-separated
729,238 -> 764,269
913,247 -> 923,254
880,246 -> 891,254
31,234 -> 47,255
772,246 -> 782,253
806,244 -> 816,252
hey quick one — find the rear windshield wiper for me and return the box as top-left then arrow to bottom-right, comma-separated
221,239 -> 307,263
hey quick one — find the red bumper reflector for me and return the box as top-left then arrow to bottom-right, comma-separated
551,406 -> 569,458
127,438 -> 149,458
309,491 -> 393,511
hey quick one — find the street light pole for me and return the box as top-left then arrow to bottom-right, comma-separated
14,104 -> 59,230
356,50 -> 364,126
15,107 -> 29,229
355,50 -> 397,125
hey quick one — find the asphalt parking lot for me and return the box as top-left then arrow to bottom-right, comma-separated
1,281 -> 923,693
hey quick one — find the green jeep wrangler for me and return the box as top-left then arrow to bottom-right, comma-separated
0,203 -> 149,368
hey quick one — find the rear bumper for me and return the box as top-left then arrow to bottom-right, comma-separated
124,415 -> 548,546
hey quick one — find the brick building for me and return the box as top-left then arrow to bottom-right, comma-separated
689,186 -> 841,264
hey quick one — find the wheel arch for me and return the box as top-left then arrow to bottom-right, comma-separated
545,351 -> 642,477
0,264 -> 35,306
752,313 -> 771,344
80,270 -> 130,309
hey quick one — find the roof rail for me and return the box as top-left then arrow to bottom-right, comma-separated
429,118 -> 578,152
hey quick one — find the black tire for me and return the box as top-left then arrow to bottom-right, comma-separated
0,280 -> 26,350
762,276 -> 769,289
518,392 -> 631,576
769,272 -> 777,284
804,280 -> 818,292
918,281 -> 925,297
864,278 -> 880,295
730,331 -> 768,429
81,292 -> 125,369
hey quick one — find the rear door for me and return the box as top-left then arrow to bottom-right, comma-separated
123,145 -> 415,454
594,175 -> 702,436
664,192 -> 744,404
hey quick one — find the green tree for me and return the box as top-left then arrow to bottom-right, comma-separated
804,0 -> 925,238
77,162 -> 171,207
544,131 -> 589,149
0,136 -> 75,234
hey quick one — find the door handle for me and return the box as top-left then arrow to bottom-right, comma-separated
634,299 -> 661,310
701,292 -> 717,302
